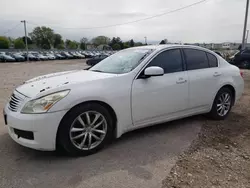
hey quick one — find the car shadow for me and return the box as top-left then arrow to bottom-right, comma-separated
0,115 -> 202,187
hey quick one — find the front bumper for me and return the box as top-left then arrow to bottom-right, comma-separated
4,105 -> 67,151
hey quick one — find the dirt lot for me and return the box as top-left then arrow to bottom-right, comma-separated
163,70 -> 250,188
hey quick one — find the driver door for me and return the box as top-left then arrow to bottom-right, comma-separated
131,48 -> 189,127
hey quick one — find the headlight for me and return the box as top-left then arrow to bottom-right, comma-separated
21,90 -> 70,114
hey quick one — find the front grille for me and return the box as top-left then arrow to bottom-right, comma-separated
8,92 -> 25,112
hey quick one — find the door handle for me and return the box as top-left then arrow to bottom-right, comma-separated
213,72 -> 221,77
176,78 -> 187,84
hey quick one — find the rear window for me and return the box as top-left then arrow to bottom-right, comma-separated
183,49 -> 209,70
207,53 -> 218,67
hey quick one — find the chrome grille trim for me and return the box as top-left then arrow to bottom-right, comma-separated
8,91 -> 25,112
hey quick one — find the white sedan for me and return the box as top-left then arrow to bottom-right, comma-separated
4,45 -> 244,155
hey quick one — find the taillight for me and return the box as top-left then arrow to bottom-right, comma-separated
240,71 -> 243,78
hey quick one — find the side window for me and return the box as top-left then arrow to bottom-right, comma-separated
207,53 -> 218,67
147,49 -> 183,74
184,49 -> 209,70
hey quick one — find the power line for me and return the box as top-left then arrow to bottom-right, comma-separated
2,23 -> 21,35
28,0 -> 210,30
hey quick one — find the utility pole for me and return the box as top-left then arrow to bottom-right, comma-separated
242,0 -> 249,50
245,29 -> 249,44
144,36 -> 147,45
21,20 -> 29,61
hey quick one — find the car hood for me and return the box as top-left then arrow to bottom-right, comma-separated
16,70 -> 117,98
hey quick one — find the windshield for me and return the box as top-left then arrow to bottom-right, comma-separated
89,48 -> 154,74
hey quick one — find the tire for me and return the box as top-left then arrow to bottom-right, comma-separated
208,87 -> 233,120
58,103 -> 114,156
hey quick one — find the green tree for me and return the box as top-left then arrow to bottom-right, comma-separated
159,40 -> 166,44
53,33 -> 63,49
29,26 -> 55,49
57,43 -> 65,49
92,36 -> 110,46
134,42 -> 143,46
110,37 -> 125,49
123,43 -> 130,49
129,39 -> 135,47
22,36 -> 32,44
110,37 -> 121,46
14,38 -> 25,49
80,37 -> 88,50
112,43 -> 121,50
65,39 -> 78,49
0,36 -> 10,49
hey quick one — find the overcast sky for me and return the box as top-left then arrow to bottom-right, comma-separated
0,0 -> 247,43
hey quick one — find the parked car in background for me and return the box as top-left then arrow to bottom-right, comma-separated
0,54 -> 16,62
21,53 -> 39,61
86,54 -> 108,66
0,50 -> 116,63
4,45 -> 244,156
11,53 -> 25,62
34,53 -> 48,61
45,53 -> 56,60
230,50 -> 250,69
54,53 -> 65,60
61,52 -> 73,59
75,52 -> 85,59
69,52 -> 79,59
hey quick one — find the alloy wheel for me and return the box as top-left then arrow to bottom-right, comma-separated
216,92 -> 231,117
69,111 -> 107,150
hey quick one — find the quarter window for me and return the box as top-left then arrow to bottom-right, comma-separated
147,49 -> 183,74
184,49 -> 209,70
207,53 -> 218,67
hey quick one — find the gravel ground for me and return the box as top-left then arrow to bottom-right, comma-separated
163,70 -> 250,188
0,60 -> 202,188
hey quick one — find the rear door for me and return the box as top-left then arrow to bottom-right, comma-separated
183,48 -> 220,111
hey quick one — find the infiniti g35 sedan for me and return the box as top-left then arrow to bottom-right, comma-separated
4,45 -> 244,156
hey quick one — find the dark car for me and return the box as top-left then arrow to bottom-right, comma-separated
61,52 -> 73,59
54,53 -> 65,59
0,54 -> 16,62
230,50 -> 250,69
21,53 -> 40,61
11,53 -> 25,62
86,54 -> 108,66
83,51 -> 94,58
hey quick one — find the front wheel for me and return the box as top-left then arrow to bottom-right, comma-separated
58,103 -> 114,156
208,88 -> 233,120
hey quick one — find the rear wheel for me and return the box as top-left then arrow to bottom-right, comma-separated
208,87 -> 233,120
58,103 -> 114,156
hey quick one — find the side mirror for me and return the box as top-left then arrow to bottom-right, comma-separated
144,66 -> 164,77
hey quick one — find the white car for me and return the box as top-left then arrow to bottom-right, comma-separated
4,45 -> 244,155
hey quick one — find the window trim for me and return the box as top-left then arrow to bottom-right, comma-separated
181,48 -> 216,71
135,48 -> 185,79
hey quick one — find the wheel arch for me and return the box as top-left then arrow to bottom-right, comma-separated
56,100 -> 118,149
